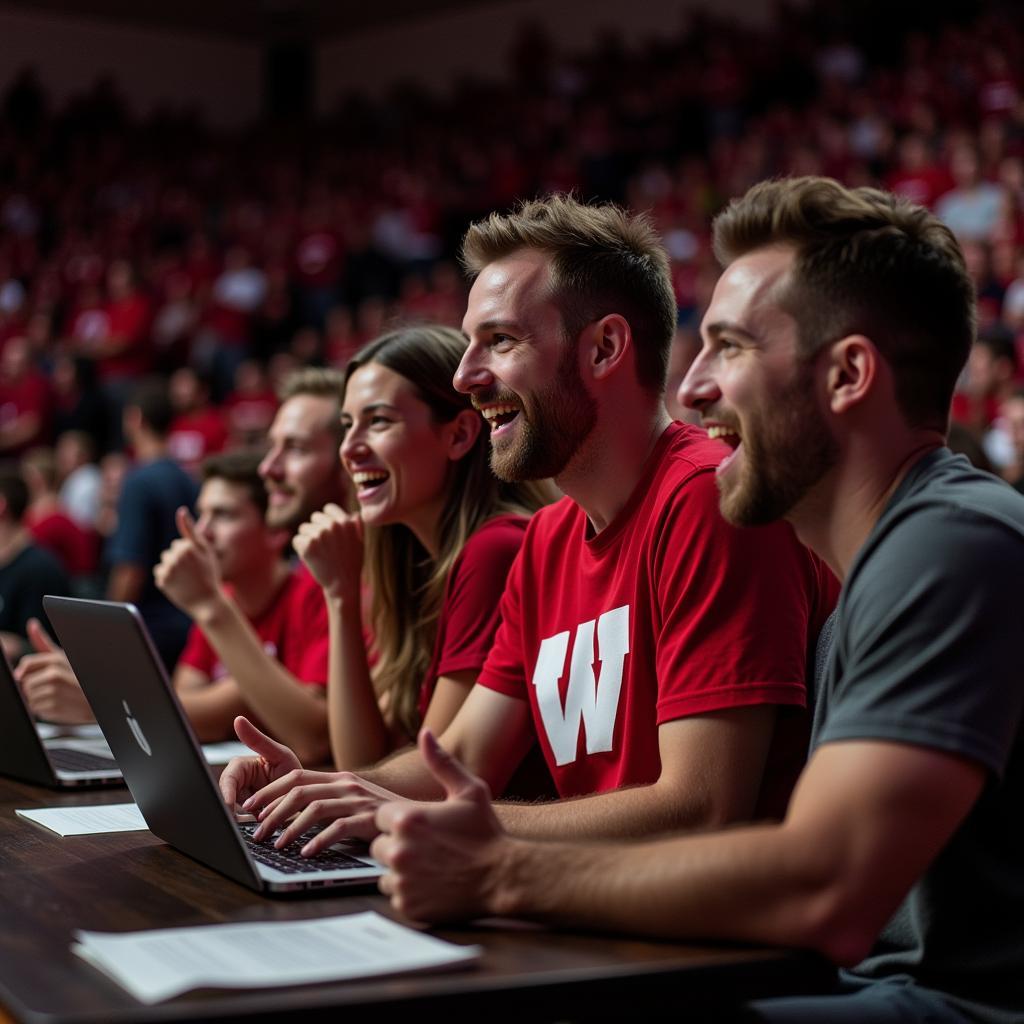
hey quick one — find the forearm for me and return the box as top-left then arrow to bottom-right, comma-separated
177,677 -> 248,742
192,594 -> 329,764
325,595 -> 394,770
107,563 -> 145,603
490,823 -> 849,959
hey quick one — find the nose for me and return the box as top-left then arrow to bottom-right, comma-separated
453,341 -> 493,395
258,445 -> 282,480
677,347 -> 719,414
339,425 -> 366,466
196,512 -> 215,543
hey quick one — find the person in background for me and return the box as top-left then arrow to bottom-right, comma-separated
155,452 -> 330,756
20,447 -> 96,581
0,466 -> 69,665
106,378 -> 199,669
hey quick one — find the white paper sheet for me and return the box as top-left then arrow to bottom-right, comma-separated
72,912 -> 481,1004
15,803 -> 148,836
198,741 -> 252,765
35,722 -> 106,741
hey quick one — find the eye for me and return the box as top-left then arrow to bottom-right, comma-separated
491,333 -> 515,350
370,415 -> 394,428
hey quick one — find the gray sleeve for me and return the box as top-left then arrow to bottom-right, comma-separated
819,506 -> 1024,777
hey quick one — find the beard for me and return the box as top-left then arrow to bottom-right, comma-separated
718,364 -> 839,527
488,341 -> 598,482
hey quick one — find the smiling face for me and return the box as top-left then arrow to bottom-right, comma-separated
457,250 -> 597,481
679,246 -> 839,526
341,362 -> 460,543
195,478 -> 281,583
258,394 -> 346,530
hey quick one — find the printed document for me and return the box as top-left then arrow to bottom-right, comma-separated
73,912 -> 481,1003
16,803 -> 148,836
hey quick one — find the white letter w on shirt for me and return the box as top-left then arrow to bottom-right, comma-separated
530,605 -> 630,766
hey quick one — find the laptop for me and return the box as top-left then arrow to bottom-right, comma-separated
0,650 -> 122,788
44,596 -> 385,894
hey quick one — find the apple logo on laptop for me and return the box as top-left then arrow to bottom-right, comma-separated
123,700 -> 152,756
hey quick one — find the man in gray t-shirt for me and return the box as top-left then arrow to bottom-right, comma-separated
340,178 -> 1022,1023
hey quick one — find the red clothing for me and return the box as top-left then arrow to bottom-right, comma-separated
25,508 -> 96,576
417,514 -> 528,719
167,408 -> 229,473
0,370 -> 51,453
478,423 -> 838,809
98,293 -> 152,379
177,563 -> 329,687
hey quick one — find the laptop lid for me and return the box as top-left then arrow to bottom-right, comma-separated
0,648 -> 121,788
44,596 -> 382,893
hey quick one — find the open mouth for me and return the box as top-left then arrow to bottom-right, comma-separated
351,470 -> 390,499
706,424 -> 742,472
479,403 -> 521,437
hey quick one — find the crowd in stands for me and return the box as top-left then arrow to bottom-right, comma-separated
0,0 -> 1021,607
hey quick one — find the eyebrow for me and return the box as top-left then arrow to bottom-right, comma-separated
703,321 -> 758,342
341,402 -> 400,419
474,319 -> 524,333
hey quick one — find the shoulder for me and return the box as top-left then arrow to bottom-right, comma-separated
453,514 -> 530,578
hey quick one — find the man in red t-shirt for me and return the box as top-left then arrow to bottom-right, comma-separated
221,195 -> 837,852
157,451 -> 329,758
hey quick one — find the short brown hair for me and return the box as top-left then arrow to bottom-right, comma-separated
277,366 -> 346,444
712,177 -> 975,429
461,194 -> 677,394
201,450 -> 268,517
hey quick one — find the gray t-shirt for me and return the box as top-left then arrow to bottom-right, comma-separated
812,448 -> 1024,1024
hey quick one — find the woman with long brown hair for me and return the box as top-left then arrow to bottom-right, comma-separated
293,324 -> 551,768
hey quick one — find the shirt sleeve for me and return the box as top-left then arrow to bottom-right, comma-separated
105,473 -> 149,567
432,520 -> 527,679
281,572 -> 329,687
176,623 -> 214,677
819,506 -> 1024,777
653,470 -> 813,723
475,532 -> 529,701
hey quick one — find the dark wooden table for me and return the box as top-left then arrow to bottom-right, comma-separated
0,774 -> 835,1023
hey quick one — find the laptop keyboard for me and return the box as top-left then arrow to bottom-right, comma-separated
49,747 -> 119,772
238,822 -> 370,874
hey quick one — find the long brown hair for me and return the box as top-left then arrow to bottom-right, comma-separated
345,324 -> 553,738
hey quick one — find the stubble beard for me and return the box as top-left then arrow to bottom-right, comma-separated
718,368 -> 839,527
489,343 -> 598,482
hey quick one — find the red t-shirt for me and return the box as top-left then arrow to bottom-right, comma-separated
477,422 -> 838,808
98,293 -> 152,379
167,408 -> 229,473
417,514 -> 528,719
25,508 -> 96,576
177,563 -> 329,687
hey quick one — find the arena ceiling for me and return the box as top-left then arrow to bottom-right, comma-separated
1,0 -> 508,39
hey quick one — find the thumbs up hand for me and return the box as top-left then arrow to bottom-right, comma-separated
370,730 -> 509,924
153,506 -> 222,620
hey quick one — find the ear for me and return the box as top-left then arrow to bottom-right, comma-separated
586,314 -> 632,383
825,335 -> 877,415
445,408 -> 483,461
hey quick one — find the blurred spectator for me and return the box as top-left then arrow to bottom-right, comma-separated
998,389 -> 1024,492
55,430 -> 102,530
937,145 -> 1006,242
0,335 -> 52,456
50,354 -> 107,445
166,367 -> 228,476
0,464 -> 70,662
223,359 -> 278,449
21,446 -> 97,578
951,326 -> 1018,440
105,379 -> 198,669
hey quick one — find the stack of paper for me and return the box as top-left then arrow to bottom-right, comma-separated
16,804 -> 148,836
73,912 -> 481,1004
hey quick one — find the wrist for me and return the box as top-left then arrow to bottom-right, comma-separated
483,836 -> 534,919
324,586 -> 361,613
189,590 -> 230,629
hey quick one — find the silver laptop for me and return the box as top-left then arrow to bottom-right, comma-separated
44,596 -> 384,894
0,649 -> 122,788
